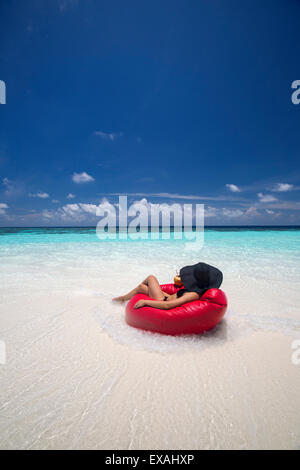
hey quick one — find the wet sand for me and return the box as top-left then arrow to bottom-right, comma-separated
1,286 -> 299,449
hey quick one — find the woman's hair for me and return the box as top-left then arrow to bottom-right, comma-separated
176,288 -> 188,298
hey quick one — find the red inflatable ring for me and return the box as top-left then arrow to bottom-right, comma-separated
126,283 -> 228,336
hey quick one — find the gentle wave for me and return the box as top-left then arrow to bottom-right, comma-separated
94,297 -> 300,354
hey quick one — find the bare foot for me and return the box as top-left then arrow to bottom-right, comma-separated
112,296 -> 126,303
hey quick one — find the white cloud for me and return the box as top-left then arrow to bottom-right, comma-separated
205,206 -> 218,218
67,193 -> 75,199
225,184 -> 241,193
222,208 -> 244,218
79,203 -> 98,215
60,203 -> 81,217
2,178 -> 23,197
29,191 -> 49,199
0,203 -> 8,215
41,202 -> 100,222
262,201 -> 300,210
34,195 -> 297,226
72,172 -> 94,183
94,131 -> 123,141
272,183 -> 294,192
52,199 -> 59,203
42,209 -> 54,219
59,203 -> 98,220
2,178 -> 10,189
245,206 -> 260,217
257,193 -> 277,203
104,192 -> 244,202
265,209 -> 280,218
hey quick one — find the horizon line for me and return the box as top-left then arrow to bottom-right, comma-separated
1,224 -> 300,229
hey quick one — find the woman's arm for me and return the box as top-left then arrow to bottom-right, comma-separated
134,292 -> 199,310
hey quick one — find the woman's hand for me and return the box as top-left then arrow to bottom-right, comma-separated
134,299 -> 147,309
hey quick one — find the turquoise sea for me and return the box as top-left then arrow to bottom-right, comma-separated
1,226 -> 299,280
1,225 -> 300,344
1,225 -> 300,324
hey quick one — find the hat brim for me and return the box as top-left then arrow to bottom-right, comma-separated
179,264 -> 204,295
179,262 -> 223,296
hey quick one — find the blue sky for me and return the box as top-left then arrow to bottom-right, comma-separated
0,0 -> 300,226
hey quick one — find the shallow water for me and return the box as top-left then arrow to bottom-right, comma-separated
1,227 -> 300,351
0,227 -> 300,449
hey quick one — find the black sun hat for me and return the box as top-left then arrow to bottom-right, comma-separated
179,262 -> 223,296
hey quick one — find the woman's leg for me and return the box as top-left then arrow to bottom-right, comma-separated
144,275 -> 165,300
112,275 -> 163,302
113,282 -> 148,302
